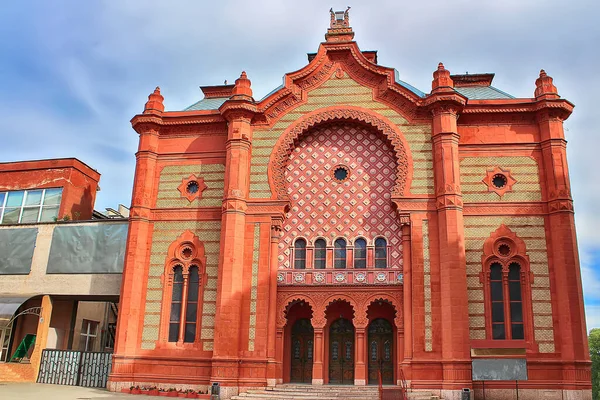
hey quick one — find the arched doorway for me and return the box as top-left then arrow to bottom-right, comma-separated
368,318 -> 394,384
329,318 -> 354,384
290,318 -> 313,383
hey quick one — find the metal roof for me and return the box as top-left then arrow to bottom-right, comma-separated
394,70 -> 426,98
454,86 -> 514,100
183,97 -> 228,111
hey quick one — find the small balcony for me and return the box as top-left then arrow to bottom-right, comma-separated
277,268 -> 403,286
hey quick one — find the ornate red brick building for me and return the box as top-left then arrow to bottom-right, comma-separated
109,10 -> 591,399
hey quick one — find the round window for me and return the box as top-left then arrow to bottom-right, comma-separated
333,165 -> 350,182
498,243 -> 511,256
181,246 -> 193,259
492,174 -> 507,189
186,181 -> 199,194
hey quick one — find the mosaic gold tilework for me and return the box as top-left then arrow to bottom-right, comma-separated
464,216 -> 555,352
460,157 -> 542,203
248,223 -> 260,351
141,220 -> 221,351
422,220 -> 433,352
250,73 -> 434,198
156,164 -> 225,208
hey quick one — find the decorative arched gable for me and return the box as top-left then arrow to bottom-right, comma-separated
268,106 -> 413,200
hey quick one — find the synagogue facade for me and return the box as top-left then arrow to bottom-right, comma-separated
109,10 -> 591,399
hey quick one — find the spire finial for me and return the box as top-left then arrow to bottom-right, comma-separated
144,86 -> 164,114
326,7 -> 354,42
432,62 -> 453,92
535,69 -> 559,98
232,71 -> 253,97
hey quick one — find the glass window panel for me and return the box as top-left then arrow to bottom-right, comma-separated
490,263 -> 502,280
354,258 -> 366,269
0,192 -> 5,206
492,302 -> 505,322
39,206 -> 59,222
294,239 -> 306,269
170,303 -> 181,321
20,208 -> 40,223
168,324 -> 179,342
490,282 -> 503,301
510,302 -> 523,322
43,188 -> 62,205
314,240 -> 326,269
2,208 -> 20,224
186,303 -> 197,322
508,263 -> 521,280
509,282 -> 522,301
375,258 -> 386,269
334,239 -> 346,269
492,324 -> 506,340
184,323 -> 196,343
6,191 -> 24,207
511,323 -> 524,340
24,190 -> 42,206
172,283 -> 183,300
354,239 -> 366,269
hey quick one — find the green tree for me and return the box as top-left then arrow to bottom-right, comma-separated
590,328 -> 600,399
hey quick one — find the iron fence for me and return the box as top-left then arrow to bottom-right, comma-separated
37,349 -> 112,388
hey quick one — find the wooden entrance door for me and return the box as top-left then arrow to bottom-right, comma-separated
329,318 -> 354,384
290,319 -> 313,383
368,318 -> 394,384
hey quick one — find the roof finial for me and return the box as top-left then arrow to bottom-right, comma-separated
326,7 -> 354,42
535,69 -> 559,98
143,86 -> 164,114
432,62 -> 454,92
232,71 -> 253,97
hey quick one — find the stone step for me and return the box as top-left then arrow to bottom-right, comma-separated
234,394 -> 376,400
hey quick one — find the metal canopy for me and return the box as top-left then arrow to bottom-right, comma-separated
0,296 -> 36,329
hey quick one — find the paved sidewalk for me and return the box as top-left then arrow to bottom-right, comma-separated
0,383 -> 155,399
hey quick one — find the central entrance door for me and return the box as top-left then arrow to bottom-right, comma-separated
368,318 -> 394,384
329,318 -> 354,384
290,318 -> 313,383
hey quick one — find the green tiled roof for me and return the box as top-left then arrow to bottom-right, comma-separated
184,97 -> 229,111
454,86 -> 514,100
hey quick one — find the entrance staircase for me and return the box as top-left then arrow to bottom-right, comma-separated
232,384 -> 438,400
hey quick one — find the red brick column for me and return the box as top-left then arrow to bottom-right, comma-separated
354,326 -> 367,385
211,73 -> 257,392
427,64 -> 471,391
536,93 -> 589,379
267,221 -> 282,386
399,216 -> 412,380
312,325 -> 325,385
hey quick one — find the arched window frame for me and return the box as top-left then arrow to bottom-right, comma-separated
374,237 -> 388,269
293,238 -> 307,270
334,238 -> 347,269
353,237 -> 367,269
159,231 -> 207,348
313,238 -> 327,270
480,226 -> 534,345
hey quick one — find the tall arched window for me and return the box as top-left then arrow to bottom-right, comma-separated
354,238 -> 366,269
375,238 -> 387,268
294,239 -> 307,270
334,239 -> 346,269
508,262 -> 524,340
314,239 -> 326,269
490,262 -> 504,339
185,266 -> 200,343
482,227 -> 531,342
169,265 -> 184,342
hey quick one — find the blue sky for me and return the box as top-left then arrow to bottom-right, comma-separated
1,1 -> 599,328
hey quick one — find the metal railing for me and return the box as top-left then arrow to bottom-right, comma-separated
37,349 -> 112,388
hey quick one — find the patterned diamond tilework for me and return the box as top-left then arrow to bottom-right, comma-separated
156,164 -> 225,208
248,223 -> 260,351
141,220 -> 221,351
250,73 -> 434,198
464,216 -> 555,352
460,157 -> 542,203
278,123 -> 403,268
422,220 -> 432,352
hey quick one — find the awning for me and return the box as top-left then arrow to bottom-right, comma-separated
0,296 -> 35,329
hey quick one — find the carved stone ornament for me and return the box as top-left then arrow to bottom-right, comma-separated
482,166 -> 517,198
177,174 -> 208,202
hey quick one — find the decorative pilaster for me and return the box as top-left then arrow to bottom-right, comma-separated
211,72 -> 257,387
426,63 -> 471,389
398,212 -> 413,379
267,219 -> 283,386
113,88 -> 163,359
534,71 -> 587,367
312,316 -> 326,385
